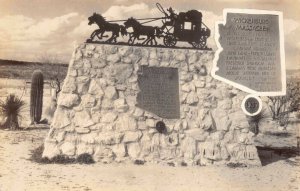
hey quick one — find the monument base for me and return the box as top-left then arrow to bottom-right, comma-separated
42,43 -> 261,166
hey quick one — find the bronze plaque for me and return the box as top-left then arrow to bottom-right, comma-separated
136,66 -> 180,119
212,10 -> 286,96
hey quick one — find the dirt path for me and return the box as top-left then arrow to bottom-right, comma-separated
0,129 -> 299,191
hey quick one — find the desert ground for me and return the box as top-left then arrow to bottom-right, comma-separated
0,121 -> 299,191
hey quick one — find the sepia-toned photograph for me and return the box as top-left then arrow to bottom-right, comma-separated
0,0 -> 299,190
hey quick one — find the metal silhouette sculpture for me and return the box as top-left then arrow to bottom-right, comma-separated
124,18 -> 161,46
86,3 -> 211,50
87,13 -> 127,43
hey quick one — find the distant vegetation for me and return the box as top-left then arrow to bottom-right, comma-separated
0,59 -> 68,80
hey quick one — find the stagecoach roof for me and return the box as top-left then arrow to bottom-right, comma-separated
178,10 -> 202,23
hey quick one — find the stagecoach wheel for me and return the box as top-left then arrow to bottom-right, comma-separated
163,35 -> 177,47
191,36 -> 207,49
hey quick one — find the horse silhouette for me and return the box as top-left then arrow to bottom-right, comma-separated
124,18 -> 161,46
87,13 -> 127,43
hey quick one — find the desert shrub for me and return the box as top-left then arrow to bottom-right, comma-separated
180,161 -> 188,166
29,144 -> 50,163
51,155 -> 76,164
30,144 -> 94,164
133,159 -> 145,165
267,81 -> 300,127
77,153 -> 95,164
227,162 -> 247,168
0,94 -> 25,130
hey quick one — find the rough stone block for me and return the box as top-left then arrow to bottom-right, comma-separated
42,142 -> 61,159
123,131 -> 143,143
101,112 -> 118,123
51,107 -> 71,129
73,110 -> 95,128
88,79 -> 104,95
145,119 -> 155,127
81,133 -> 97,144
62,77 -> 76,93
60,142 -> 76,156
77,143 -> 94,155
181,137 -> 197,159
112,144 -> 126,158
75,127 -> 91,134
127,142 -> 141,159
81,94 -> 96,108
107,53 -> 120,63
114,98 -> 129,112
186,92 -> 198,105
185,128 -> 208,141
133,108 -> 144,117
95,132 -> 124,145
115,114 -> 137,131
94,146 -> 115,162
104,86 -> 118,100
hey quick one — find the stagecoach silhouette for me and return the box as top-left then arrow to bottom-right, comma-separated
86,3 -> 211,49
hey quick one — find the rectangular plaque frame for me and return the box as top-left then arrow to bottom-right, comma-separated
136,66 -> 180,119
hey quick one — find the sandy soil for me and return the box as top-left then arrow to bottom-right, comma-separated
0,128 -> 299,191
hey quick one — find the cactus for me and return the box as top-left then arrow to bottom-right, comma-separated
30,70 -> 44,123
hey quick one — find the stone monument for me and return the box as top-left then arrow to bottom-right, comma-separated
42,43 -> 261,166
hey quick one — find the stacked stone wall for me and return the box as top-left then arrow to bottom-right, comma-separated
42,44 -> 261,166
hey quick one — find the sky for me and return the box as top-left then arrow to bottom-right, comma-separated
0,0 -> 299,69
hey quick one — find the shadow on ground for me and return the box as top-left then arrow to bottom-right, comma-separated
257,146 -> 300,166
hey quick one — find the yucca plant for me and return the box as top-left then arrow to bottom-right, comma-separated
0,94 -> 25,130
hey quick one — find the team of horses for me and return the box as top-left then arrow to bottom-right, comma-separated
87,13 -> 162,45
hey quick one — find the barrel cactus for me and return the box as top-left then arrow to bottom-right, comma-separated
30,70 -> 44,123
